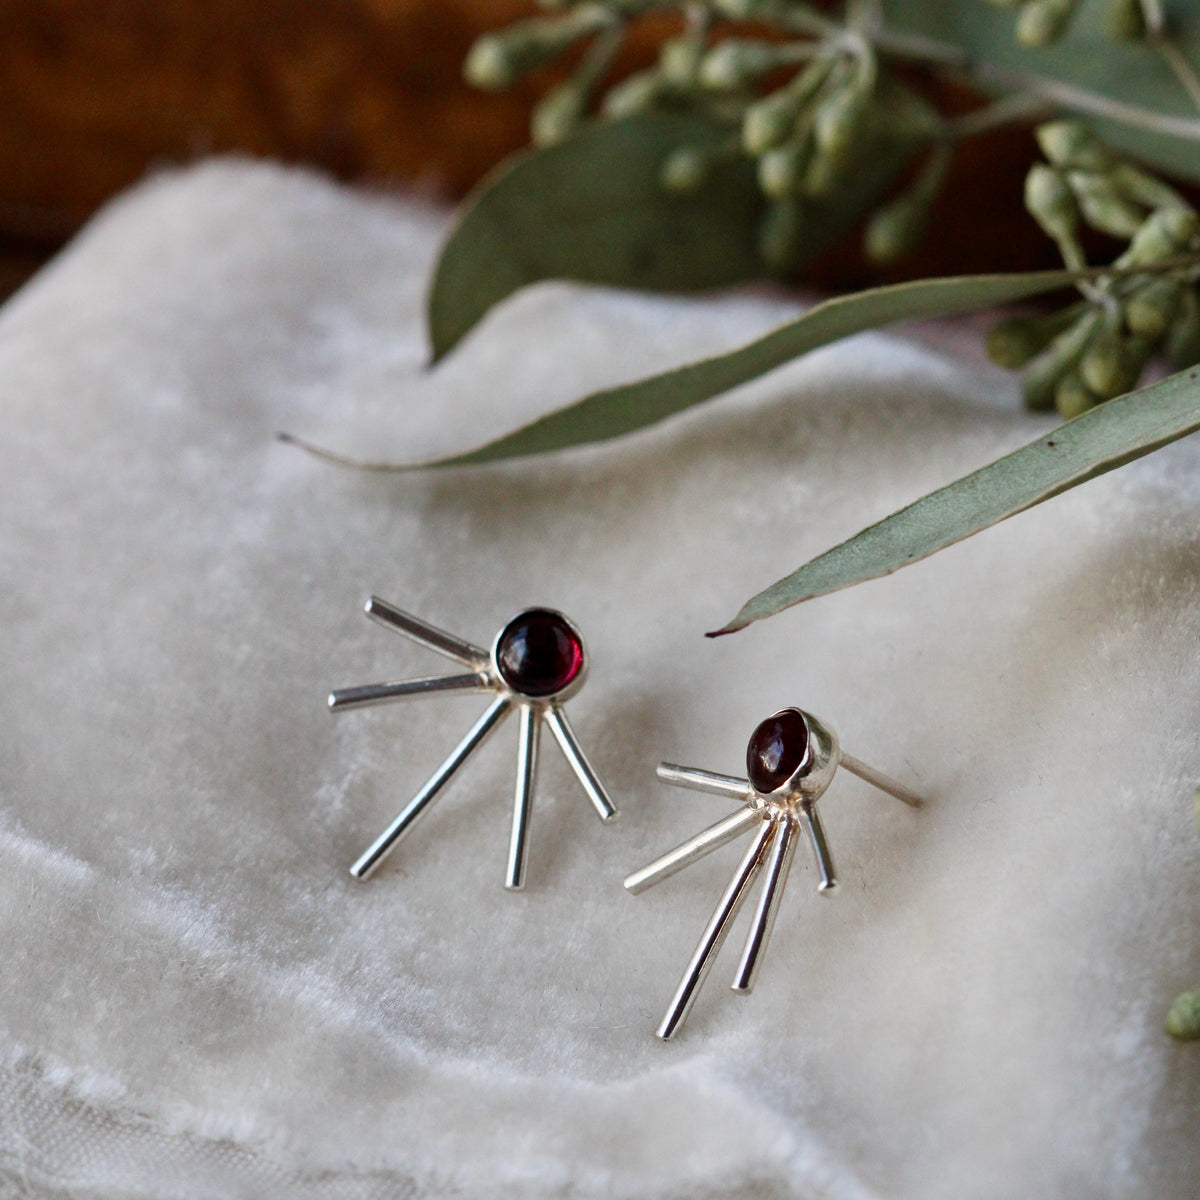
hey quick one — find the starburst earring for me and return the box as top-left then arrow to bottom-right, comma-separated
625,707 -> 922,1039
329,596 -> 617,890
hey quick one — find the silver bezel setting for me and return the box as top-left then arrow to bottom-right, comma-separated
749,708 -> 843,813
489,606 -> 589,704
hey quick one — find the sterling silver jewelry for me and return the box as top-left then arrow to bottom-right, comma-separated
330,596 -> 617,889
625,707 -> 922,1039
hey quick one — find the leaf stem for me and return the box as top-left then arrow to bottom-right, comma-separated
1138,0 -> 1165,37
943,91 -> 1053,140
1152,35 -> 1200,116
871,26 -> 1200,143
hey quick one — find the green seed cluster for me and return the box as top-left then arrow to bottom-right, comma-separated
986,121 -> 1200,417
465,1 -> 945,271
984,0 -> 1146,46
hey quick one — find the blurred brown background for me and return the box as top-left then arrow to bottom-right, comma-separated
0,0 -> 1052,300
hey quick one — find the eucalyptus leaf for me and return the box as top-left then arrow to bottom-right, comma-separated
713,364 -> 1200,635
884,0 -> 1200,181
410,267 -> 1097,468
427,114 -> 765,362
427,93 -> 929,363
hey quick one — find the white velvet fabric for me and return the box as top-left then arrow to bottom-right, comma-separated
1,160 -> 1198,1199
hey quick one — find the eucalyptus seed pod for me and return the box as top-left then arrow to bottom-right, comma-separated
1054,370 -> 1098,419
1025,165 -> 1081,248
985,304 -> 1086,368
812,77 -> 872,165
1017,0 -> 1081,46
1067,170 -> 1147,238
1118,207 -> 1200,266
1081,328 -> 1150,399
742,59 -> 832,156
1105,0 -> 1146,39
464,11 -> 610,90
758,197 -> 806,272
1165,991 -> 1200,1041
863,194 -> 925,264
863,147 -> 950,265
660,146 -> 709,194
1156,207 -> 1200,249
987,317 -> 1049,368
1020,308 -> 1102,410
602,69 -> 666,117
1125,277 -> 1183,340
1035,120 -> 1115,172
1164,286 -> 1200,368
801,144 -> 846,198
659,37 -> 705,88
1110,164 -> 1189,212
531,80 -> 588,147
757,138 -> 813,199
699,39 -> 783,91
712,0 -> 793,19
743,90 -> 805,157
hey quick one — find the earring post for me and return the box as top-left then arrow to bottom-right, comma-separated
839,753 -> 924,808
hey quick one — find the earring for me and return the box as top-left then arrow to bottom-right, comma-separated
625,707 -> 922,1039
329,596 -> 617,890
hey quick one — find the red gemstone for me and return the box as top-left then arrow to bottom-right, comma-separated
746,709 -> 810,793
496,610 -> 584,698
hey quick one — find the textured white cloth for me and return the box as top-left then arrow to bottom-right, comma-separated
1,160 -> 1198,1199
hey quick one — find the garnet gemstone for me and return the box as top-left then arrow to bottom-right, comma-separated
746,709 -> 810,793
496,609 -> 584,698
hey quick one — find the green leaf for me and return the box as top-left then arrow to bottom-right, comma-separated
713,364 -> 1200,635
412,267 -> 1095,468
427,114 -> 766,362
884,0 -> 1200,181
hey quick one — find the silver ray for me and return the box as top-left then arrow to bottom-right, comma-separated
623,807 -> 762,895
328,671 -> 490,712
732,815 -> 800,994
544,705 -> 617,822
798,801 -> 837,893
656,763 -> 755,803
505,705 -> 542,891
350,695 -> 512,880
363,595 -> 489,668
657,819 -> 775,1041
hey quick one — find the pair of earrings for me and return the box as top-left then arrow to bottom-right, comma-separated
328,598 -> 922,1040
